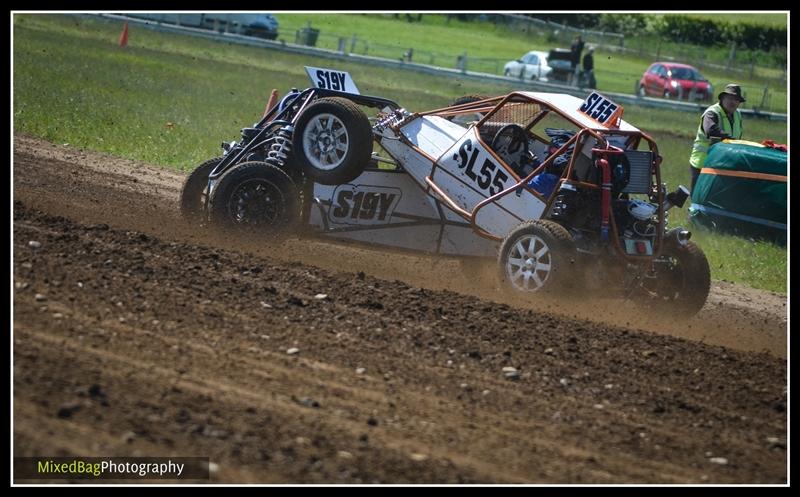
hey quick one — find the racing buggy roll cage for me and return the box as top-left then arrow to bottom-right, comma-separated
415,92 -> 666,262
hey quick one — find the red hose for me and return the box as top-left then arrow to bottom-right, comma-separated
598,158 -> 611,241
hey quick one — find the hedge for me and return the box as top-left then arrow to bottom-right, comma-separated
552,14 -> 786,51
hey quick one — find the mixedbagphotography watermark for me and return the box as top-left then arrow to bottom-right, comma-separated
14,457 -> 210,481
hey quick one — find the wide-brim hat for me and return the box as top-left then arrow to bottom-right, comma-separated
718,84 -> 746,103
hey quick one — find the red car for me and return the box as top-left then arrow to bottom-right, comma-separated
637,62 -> 713,101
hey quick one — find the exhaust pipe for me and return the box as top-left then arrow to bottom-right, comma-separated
675,229 -> 692,246
677,229 -> 691,246
665,227 -> 692,246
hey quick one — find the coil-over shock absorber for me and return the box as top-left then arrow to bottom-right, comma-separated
266,124 -> 294,167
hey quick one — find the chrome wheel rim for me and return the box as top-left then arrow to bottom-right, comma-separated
302,113 -> 349,171
506,234 -> 552,292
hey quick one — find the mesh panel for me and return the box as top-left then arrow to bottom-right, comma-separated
478,100 -> 543,143
483,101 -> 542,128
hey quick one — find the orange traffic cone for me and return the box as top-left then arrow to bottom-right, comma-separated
263,89 -> 279,118
119,22 -> 129,48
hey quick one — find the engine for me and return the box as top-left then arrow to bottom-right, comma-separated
548,183 -> 660,256
613,199 -> 659,255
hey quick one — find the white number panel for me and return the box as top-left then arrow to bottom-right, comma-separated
433,128 -> 516,212
578,91 -> 623,127
304,66 -> 360,94
308,169 -> 499,257
309,170 -> 440,253
327,184 -> 401,226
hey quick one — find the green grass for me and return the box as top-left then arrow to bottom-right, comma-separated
686,229 -> 787,292
273,13 -> 787,113
13,14 -> 787,293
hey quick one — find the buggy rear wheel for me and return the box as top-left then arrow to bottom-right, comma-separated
180,157 -> 223,225
448,94 -> 489,127
292,97 -> 372,185
208,161 -> 299,235
450,94 -> 489,107
636,239 -> 711,318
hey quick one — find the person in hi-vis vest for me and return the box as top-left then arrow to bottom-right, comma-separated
688,83 -> 745,191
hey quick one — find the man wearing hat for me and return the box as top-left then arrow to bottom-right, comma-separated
688,83 -> 745,190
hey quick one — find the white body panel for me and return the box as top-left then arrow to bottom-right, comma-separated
376,140 -> 435,188
308,169 -> 498,258
433,128 -> 517,212
430,128 -> 547,239
376,117 -> 464,228
382,119 -> 548,241
398,115 -> 468,158
474,187 -> 547,239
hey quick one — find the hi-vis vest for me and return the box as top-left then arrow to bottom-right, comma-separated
689,103 -> 742,169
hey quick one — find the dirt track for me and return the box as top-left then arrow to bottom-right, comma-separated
13,135 -> 787,483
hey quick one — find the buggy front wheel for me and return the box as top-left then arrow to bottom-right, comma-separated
497,220 -> 576,295
208,161 -> 299,235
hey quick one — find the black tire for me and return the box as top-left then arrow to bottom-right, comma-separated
497,220 -> 576,295
640,239 -> 711,317
208,161 -> 299,234
637,84 -> 646,98
450,94 -> 489,107
448,95 -> 489,127
292,97 -> 372,186
180,157 -> 223,225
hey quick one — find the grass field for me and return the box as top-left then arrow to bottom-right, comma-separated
13,14 -> 787,293
273,13 -> 787,113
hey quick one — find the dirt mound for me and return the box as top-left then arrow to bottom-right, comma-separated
12,135 -> 787,483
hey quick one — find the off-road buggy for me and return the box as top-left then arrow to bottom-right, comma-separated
181,66 -> 710,315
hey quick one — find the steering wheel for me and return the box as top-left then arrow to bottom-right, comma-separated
491,124 -> 530,173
